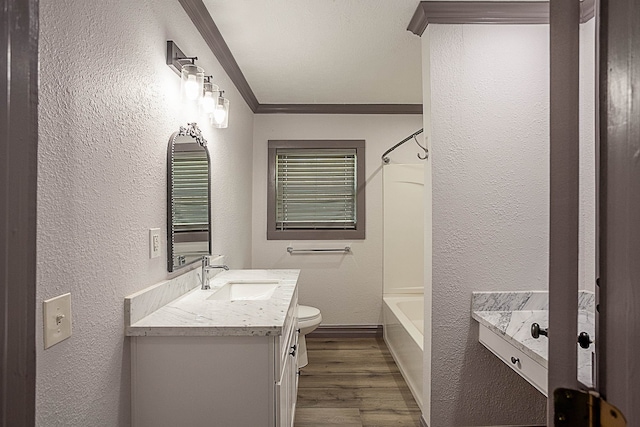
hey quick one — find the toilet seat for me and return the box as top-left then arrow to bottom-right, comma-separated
298,305 -> 321,321
298,305 -> 322,329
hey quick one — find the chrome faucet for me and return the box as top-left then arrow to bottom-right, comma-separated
201,256 -> 229,290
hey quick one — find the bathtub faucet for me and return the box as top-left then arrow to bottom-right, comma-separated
201,256 -> 229,290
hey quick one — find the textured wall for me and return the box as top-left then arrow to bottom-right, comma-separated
36,1 -> 253,425
421,27 -> 434,426
251,115 -> 423,325
428,25 -> 550,426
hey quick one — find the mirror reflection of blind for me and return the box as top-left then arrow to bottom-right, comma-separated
173,151 -> 209,232
275,148 -> 357,230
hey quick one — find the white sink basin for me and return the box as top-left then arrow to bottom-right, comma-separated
207,280 -> 279,301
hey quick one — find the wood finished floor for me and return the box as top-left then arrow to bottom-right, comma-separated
294,337 -> 422,427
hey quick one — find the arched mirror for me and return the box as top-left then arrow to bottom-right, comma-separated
167,123 -> 211,272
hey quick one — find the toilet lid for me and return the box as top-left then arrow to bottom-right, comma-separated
298,305 -> 321,321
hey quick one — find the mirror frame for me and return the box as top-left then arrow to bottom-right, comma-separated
166,123 -> 212,272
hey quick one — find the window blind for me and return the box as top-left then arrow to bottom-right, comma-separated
172,151 -> 209,232
275,148 -> 357,230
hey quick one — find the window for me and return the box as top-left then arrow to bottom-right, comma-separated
267,140 -> 365,240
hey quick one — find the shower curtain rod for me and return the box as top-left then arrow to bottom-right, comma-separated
381,128 -> 427,164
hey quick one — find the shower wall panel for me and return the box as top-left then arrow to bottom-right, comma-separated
383,164 -> 425,294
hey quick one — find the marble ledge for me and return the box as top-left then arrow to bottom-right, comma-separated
471,290 -> 595,388
125,269 -> 300,338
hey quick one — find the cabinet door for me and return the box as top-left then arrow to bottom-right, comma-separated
276,329 -> 298,427
286,330 -> 299,427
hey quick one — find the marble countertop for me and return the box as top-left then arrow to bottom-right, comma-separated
125,269 -> 300,337
471,291 -> 595,388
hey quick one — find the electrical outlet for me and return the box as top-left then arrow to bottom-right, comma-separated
149,228 -> 161,259
43,293 -> 72,349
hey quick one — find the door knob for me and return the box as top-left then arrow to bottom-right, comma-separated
578,332 -> 593,349
531,323 -> 548,339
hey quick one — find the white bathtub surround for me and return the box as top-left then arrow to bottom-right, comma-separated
125,269 -> 300,337
471,290 -> 595,394
383,164 -> 425,295
382,163 -> 426,411
383,295 -> 424,410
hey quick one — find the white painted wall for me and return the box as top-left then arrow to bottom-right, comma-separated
421,26 -> 434,426
422,20 -> 597,426
252,115 -> 423,325
428,25 -> 550,426
37,0 -> 253,425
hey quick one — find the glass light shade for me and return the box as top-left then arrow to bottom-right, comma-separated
211,96 -> 229,128
180,64 -> 205,103
201,82 -> 219,115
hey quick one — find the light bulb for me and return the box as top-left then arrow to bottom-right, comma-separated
202,92 -> 215,114
184,74 -> 200,101
213,105 -> 227,124
211,94 -> 229,128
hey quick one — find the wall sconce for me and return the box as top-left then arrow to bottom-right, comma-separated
167,41 -> 230,128
212,91 -> 229,129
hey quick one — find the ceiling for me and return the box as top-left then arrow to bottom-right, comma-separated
201,0 -> 423,105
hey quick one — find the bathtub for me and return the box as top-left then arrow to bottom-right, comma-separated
383,294 -> 424,410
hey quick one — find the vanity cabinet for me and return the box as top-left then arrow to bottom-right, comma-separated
478,324 -> 547,396
130,288 -> 298,427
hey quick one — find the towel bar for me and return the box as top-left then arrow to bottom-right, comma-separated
286,246 -> 351,254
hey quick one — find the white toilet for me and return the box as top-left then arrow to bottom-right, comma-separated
297,305 -> 322,368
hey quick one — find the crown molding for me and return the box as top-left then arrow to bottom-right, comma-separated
178,0 -> 260,112
407,0 -> 596,37
179,0 -> 423,115
407,1 -> 549,35
256,104 -> 423,115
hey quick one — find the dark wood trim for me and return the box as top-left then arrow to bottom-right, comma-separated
598,0 -> 640,422
267,139 -> 366,241
407,0 -> 596,37
407,4 -> 430,38
256,104 -> 422,115
548,0 -> 581,425
307,325 -> 383,339
407,1 -> 549,36
178,0 -> 260,112
0,0 -> 38,425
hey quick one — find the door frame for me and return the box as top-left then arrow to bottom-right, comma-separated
0,0 -> 38,425
548,6 -> 582,427
597,0 -> 640,422
549,0 -> 640,424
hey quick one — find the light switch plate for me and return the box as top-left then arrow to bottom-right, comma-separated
149,228 -> 161,259
43,293 -> 72,349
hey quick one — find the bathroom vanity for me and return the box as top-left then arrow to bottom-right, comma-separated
125,268 -> 300,427
471,291 -> 595,396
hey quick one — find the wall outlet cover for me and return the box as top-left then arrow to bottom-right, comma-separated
149,228 -> 161,259
43,293 -> 72,349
